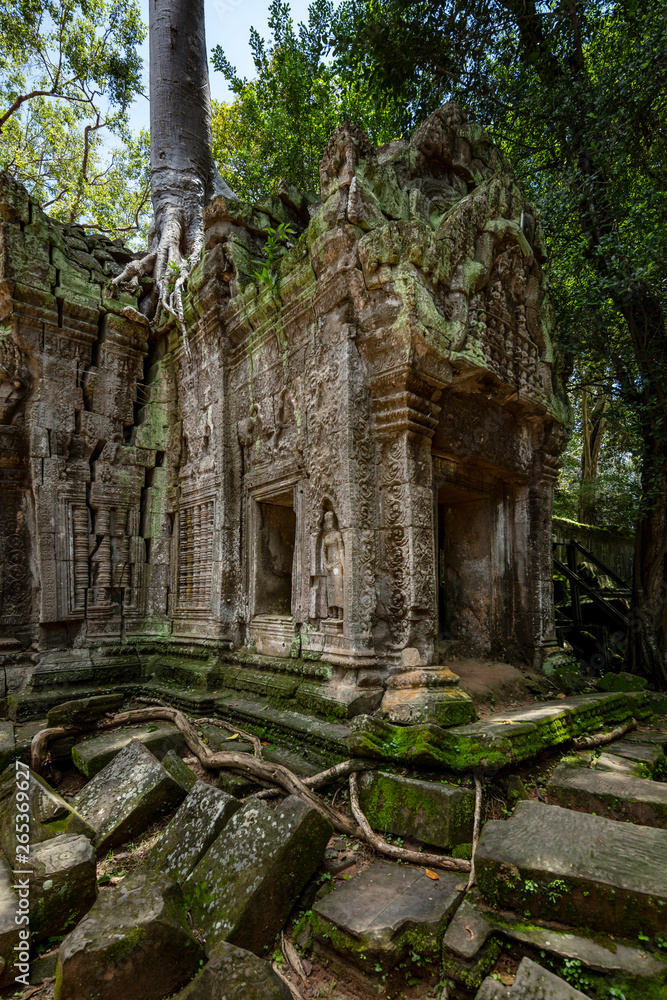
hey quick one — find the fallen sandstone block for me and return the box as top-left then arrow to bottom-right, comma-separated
0,764 -> 95,859
311,859 -> 466,973
46,693 -> 124,729
146,780 -> 241,884
54,871 -> 204,1000
72,722 -> 185,777
174,940 -> 292,999
476,957 -> 592,999
185,794 -> 332,955
73,739 -> 185,853
30,834 -> 97,942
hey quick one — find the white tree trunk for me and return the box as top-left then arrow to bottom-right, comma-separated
114,0 -> 235,323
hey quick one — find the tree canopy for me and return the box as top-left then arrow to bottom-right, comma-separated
0,0 -> 149,238
210,0 -> 405,201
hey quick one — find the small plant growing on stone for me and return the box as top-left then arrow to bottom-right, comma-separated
251,222 -> 294,301
546,879 -> 567,904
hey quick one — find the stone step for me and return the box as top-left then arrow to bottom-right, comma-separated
443,890 -> 667,993
310,859 -> 466,975
548,760 -> 667,827
600,738 -> 666,778
348,691 -> 651,770
475,800 -> 667,938
7,683 -> 132,722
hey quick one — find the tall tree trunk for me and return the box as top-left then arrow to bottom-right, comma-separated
114,0 -> 235,321
621,288 -> 667,687
578,388 -> 607,524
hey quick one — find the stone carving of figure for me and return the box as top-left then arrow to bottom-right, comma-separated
0,339 -> 27,425
322,510 -> 344,619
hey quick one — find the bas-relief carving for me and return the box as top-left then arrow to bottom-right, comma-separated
0,100 -> 570,700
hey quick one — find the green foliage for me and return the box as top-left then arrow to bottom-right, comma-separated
210,0 -> 405,200
0,1 -> 150,242
251,222 -> 294,299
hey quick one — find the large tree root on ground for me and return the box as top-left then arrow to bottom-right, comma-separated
572,719 -> 637,749
466,772 -> 484,890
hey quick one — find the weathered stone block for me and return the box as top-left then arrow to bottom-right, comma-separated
146,781 -> 241,884
358,770 -> 474,849
548,761 -> 667,827
73,739 -> 185,853
311,859 -> 466,972
477,957 -> 592,999
72,723 -> 186,777
0,765 -> 95,859
161,749 -> 197,791
0,723 -> 14,772
46,693 -> 124,728
600,738 -> 667,779
30,834 -> 97,942
185,795 -> 332,955
475,800 -> 667,937
54,871 -> 204,1000
174,941 -> 291,1000
0,853 -> 20,987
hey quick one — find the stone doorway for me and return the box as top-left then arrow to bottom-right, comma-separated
250,490 -> 297,656
437,479 -> 493,653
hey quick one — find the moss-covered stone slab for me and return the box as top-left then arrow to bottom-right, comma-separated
46,693 -> 124,728
442,897 -> 502,992
477,957 -> 591,1000
589,751 -> 647,777
548,761 -> 667,827
600,739 -> 666,779
475,800 -> 667,937
54,871 -> 204,1000
358,771 -> 474,849
311,859 -> 465,973
446,889 -> 667,992
146,781 -> 241,884
160,749 -> 197,792
0,853 -> 20,988
73,739 -> 185,854
72,723 -> 186,777
348,692 -> 648,770
174,940 -> 291,1000
0,723 -> 14,772
184,795 -> 332,955
0,765 -> 95,859
30,834 -> 97,942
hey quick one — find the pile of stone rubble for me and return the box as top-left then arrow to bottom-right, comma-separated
0,691 -> 666,999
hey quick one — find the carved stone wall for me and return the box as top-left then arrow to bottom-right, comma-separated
0,102 -> 570,711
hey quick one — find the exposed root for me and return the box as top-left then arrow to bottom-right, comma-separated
252,758 -> 377,800
194,717 -> 263,758
95,706 -> 359,837
281,930 -> 306,981
467,771 -> 484,890
348,772 -> 471,874
31,726 -> 83,772
573,719 -> 637,749
272,961 -> 302,1000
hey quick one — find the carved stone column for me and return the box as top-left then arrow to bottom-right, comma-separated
373,370 -> 476,726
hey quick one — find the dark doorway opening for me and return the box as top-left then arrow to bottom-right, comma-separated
253,493 -> 296,616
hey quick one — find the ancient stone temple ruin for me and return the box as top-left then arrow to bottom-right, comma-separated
0,104 -> 569,722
